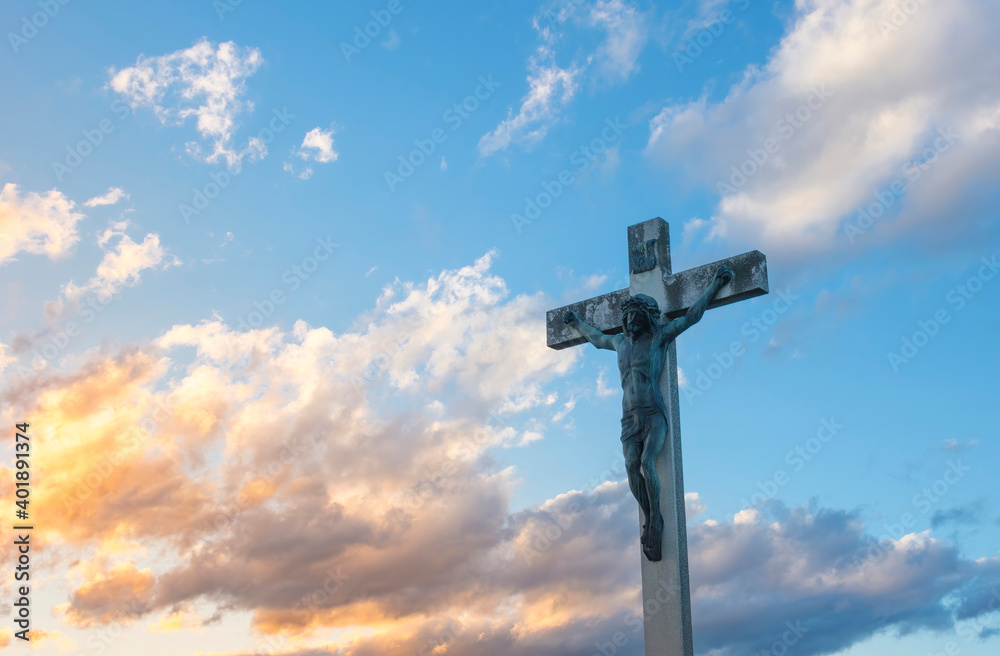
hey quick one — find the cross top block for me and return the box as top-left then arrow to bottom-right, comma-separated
546,218 -> 769,350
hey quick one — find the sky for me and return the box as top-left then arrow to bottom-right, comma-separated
0,0 -> 999,654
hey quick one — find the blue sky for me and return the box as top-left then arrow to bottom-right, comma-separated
1,0 -> 999,655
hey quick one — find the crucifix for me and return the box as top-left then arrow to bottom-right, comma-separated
546,218 -> 768,655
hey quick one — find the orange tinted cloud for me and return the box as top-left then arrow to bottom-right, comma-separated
22,627 -> 76,651
62,561 -> 154,627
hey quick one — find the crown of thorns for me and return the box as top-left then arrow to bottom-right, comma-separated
621,294 -> 660,318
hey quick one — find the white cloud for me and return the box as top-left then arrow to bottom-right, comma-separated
243,135 -> 267,163
478,41 -> 582,157
382,28 -> 401,50
733,506 -> 759,525
582,273 -> 608,290
478,0 -> 647,157
297,127 -> 338,163
84,187 -> 129,207
599,144 -> 621,174
0,183 -> 85,265
285,127 -> 338,179
96,220 -> 129,248
647,0 -> 1000,258
596,368 -> 617,397
84,233 -> 175,298
685,491 -> 706,519
551,396 -> 576,422
682,217 -> 709,246
678,0 -> 735,43
48,223 -> 179,316
108,39 -> 264,168
942,437 -> 979,453
0,341 -> 13,372
518,430 -> 545,446
586,0 -> 648,83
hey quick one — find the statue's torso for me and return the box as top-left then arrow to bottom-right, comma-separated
617,333 -> 658,411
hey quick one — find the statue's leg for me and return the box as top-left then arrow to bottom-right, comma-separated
623,438 -> 650,540
640,411 -> 668,561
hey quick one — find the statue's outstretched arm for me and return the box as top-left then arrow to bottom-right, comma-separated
660,265 -> 733,343
564,310 -> 619,351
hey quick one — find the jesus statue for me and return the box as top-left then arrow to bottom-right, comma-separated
563,264 -> 734,561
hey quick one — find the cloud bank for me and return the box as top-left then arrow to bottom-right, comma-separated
648,0 -> 1000,258
2,255 -> 998,655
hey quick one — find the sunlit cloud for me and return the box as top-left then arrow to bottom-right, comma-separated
478,0 -> 648,157
108,39 -> 265,168
0,183 -> 85,265
84,186 -> 129,207
648,0 -> 1000,259
45,222 -> 179,318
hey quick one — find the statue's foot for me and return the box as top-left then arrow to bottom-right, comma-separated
640,523 -> 648,546
643,519 -> 663,562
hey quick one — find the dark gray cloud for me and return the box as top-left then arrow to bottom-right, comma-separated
931,501 -> 985,528
686,501 -> 994,656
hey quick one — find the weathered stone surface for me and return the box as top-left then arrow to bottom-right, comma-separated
629,221 -> 672,275
630,238 -> 660,274
662,250 -> 769,319
545,250 -> 768,350
546,289 -> 629,350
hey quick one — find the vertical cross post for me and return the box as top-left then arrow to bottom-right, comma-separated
627,218 -> 692,655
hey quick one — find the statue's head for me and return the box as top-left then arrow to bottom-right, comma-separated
622,294 -> 660,337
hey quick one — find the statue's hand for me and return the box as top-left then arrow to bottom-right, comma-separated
564,309 -> 581,327
714,264 -> 734,285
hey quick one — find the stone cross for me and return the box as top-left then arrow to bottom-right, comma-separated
545,218 -> 768,655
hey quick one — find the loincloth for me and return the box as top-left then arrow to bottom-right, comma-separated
620,405 -> 663,443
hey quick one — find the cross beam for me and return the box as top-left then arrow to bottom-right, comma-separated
545,218 -> 768,656
547,251 -> 768,350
